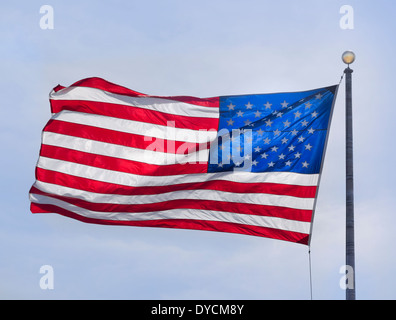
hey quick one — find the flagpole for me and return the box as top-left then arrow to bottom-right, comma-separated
342,51 -> 356,300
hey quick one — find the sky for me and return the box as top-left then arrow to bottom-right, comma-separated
1,0 -> 396,300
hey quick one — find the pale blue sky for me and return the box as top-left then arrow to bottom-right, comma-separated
1,0 -> 396,299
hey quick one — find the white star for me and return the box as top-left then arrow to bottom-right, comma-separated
302,161 -> 309,168
268,161 -> 275,167
294,110 -> 302,119
291,129 -> 299,136
305,143 -> 313,151
245,102 -> 253,109
305,102 -> 312,109
276,112 -> 283,118
236,110 -> 244,117
254,110 -> 262,118
278,153 -> 285,160
273,129 -> 281,136
264,102 -> 272,110
288,144 -> 296,152
281,100 -> 289,108
235,161 -> 242,166
283,120 -> 291,128
218,163 -> 223,167
308,127 -> 315,134
252,160 -> 258,166
311,111 -> 318,118
315,93 -> 323,100
254,146 -> 262,152
265,119 -> 273,127
294,152 -> 301,158
301,120 -> 309,127
298,136 -> 305,143
281,137 -> 288,144
285,160 -> 292,166
227,103 -> 235,110
244,154 -> 251,160
261,152 -> 268,159
271,146 -> 279,152
227,119 -> 234,126
244,119 -> 252,126
257,128 -> 264,135
263,137 -> 271,144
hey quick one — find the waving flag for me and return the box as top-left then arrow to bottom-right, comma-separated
29,78 -> 338,245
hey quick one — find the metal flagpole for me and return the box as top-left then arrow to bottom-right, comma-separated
342,51 -> 356,300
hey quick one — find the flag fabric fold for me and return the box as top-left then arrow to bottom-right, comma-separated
29,77 -> 338,245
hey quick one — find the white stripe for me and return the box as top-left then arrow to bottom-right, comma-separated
50,86 -> 219,119
34,180 -> 314,210
37,156 -> 319,187
42,132 -> 209,165
52,110 -> 218,143
30,193 -> 311,234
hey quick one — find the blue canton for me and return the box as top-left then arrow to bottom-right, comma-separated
208,86 -> 337,174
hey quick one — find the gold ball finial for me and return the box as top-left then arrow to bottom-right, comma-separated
342,51 -> 356,65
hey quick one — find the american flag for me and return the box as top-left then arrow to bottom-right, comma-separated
29,78 -> 338,245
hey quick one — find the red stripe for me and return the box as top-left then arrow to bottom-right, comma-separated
53,84 -> 65,92
35,167 -> 317,198
158,95 -> 220,108
49,100 -> 219,131
39,145 -> 207,176
66,77 -> 220,108
30,187 -> 312,222
44,120 -> 209,154
30,202 -> 309,244
69,77 -> 147,97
